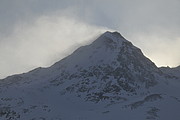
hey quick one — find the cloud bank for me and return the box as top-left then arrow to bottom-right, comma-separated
0,0 -> 180,78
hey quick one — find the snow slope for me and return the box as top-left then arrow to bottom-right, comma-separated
0,31 -> 180,120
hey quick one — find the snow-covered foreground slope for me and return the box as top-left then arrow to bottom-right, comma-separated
0,31 -> 180,120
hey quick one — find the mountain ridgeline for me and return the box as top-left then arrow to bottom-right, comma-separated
0,31 -> 180,120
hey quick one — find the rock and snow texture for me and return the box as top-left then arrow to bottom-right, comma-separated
0,31 -> 180,120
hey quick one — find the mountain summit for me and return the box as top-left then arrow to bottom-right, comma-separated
0,31 -> 180,120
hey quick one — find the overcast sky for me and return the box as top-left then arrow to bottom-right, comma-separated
0,0 -> 180,79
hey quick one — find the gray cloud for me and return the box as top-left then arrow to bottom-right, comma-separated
0,0 -> 180,78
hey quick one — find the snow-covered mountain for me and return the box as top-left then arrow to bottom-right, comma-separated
0,31 -> 180,120
160,66 -> 180,78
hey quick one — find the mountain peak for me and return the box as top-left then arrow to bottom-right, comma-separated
103,31 -> 124,38
101,31 -> 126,41
92,31 -> 127,48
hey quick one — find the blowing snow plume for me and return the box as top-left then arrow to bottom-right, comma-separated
0,15 -> 108,79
